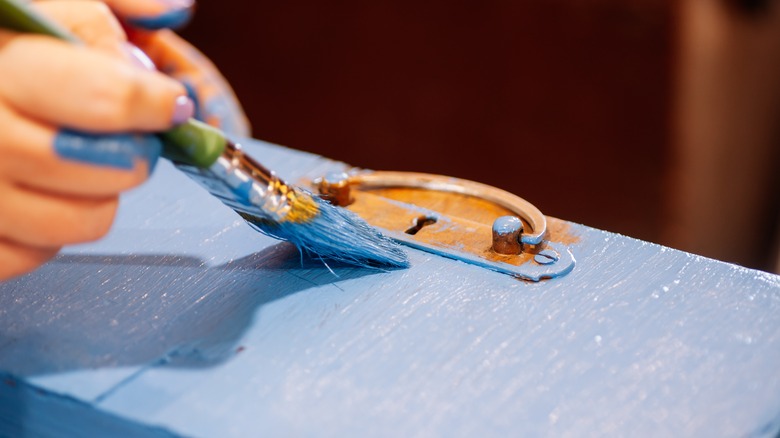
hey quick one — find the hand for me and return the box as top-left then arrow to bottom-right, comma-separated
100,0 -> 251,137
0,1 -> 193,280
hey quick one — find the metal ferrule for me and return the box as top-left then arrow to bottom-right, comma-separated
208,142 -> 294,222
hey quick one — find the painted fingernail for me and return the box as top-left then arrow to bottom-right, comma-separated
159,0 -> 194,9
54,131 -> 163,174
126,0 -> 194,30
171,95 -> 195,125
181,81 -> 203,121
123,43 -> 156,72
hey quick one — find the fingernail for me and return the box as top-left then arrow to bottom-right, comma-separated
54,131 -> 162,175
159,0 -> 194,9
181,80 -> 203,121
126,1 -> 194,30
171,95 -> 195,125
123,43 -> 156,72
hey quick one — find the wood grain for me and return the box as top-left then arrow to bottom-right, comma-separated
0,138 -> 778,437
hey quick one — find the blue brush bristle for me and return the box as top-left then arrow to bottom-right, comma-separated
173,161 -> 407,269
242,196 -> 409,269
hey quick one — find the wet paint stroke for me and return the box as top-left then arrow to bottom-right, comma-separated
1,138 -> 779,437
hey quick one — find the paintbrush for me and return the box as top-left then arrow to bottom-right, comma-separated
0,0 -> 408,268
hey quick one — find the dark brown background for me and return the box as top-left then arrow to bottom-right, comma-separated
180,1 -> 671,243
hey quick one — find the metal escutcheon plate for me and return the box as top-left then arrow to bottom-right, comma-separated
311,170 -> 576,281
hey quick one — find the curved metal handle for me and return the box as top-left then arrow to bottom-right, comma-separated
350,171 -> 547,245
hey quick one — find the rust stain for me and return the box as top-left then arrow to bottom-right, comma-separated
547,217 -> 581,246
298,177 -> 581,268
363,188 -> 514,225
360,187 -> 580,247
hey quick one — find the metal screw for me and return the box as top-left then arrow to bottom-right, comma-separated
317,171 -> 353,206
534,249 -> 559,265
492,216 -> 523,255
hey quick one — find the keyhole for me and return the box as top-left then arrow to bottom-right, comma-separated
405,215 -> 437,235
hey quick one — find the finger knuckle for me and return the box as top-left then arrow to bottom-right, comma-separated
88,2 -> 117,23
72,3 -> 124,39
76,2 -> 111,24
90,68 -> 143,128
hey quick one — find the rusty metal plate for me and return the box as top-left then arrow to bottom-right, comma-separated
309,171 -> 576,281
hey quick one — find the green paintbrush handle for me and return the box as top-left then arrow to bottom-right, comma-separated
159,118 -> 226,168
0,0 -> 227,169
0,0 -> 76,42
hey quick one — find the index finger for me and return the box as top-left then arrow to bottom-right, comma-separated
0,103 -> 158,197
0,32 -> 191,133
34,1 -> 127,57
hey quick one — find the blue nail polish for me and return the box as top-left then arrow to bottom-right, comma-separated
126,8 -> 193,30
54,130 -> 162,175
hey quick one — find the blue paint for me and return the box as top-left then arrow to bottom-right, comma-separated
175,146 -> 408,268
234,178 -> 254,203
242,194 -> 409,269
533,249 -> 559,265
202,92 -> 247,137
2,137 -> 780,436
0,372 -> 178,437
126,8 -> 192,30
323,171 -> 349,185
493,215 -> 523,235
54,130 -> 161,174
181,81 -> 203,122
182,81 -> 248,138
389,231 -> 574,281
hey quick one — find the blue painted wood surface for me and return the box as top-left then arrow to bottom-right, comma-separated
1,139 -> 779,437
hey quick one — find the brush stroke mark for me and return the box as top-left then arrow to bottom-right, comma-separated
54,130 -> 161,174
